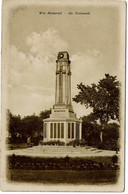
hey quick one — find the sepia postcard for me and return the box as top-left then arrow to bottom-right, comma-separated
1,0 -> 126,192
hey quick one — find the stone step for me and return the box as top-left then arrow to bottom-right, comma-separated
6,145 -> 117,158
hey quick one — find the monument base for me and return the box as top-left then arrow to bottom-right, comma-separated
43,106 -> 82,144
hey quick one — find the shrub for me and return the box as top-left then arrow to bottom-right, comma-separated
66,139 -> 87,146
8,155 -> 120,171
112,155 -> 118,164
80,139 -> 87,146
64,155 -> 70,163
39,140 -> 65,146
98,142 -> 104,149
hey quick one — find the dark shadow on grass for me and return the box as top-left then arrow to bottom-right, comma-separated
7,169 -> 119,185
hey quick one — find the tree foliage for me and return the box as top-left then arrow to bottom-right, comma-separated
73,74 -> 120,125
39,109 -> 51,120
22,115 -> 42,137
7,109 -> 51,144
73,74 -> 120,149
82,114 -> 119,150
7,110 -> 22,139
82,114 -> 101,146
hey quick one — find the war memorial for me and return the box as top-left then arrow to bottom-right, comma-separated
43,51 -> 82,144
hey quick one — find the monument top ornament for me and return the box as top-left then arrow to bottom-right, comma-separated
57,51 -> 70,62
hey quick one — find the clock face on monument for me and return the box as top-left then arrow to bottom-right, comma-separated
59,53 -> 64,59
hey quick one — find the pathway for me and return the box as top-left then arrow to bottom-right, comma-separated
6,145 -> 117,158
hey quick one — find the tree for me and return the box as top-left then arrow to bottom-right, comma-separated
22,115 -> 42,141
7,110 -> 22,143
7,110 -> 21,137
7,110 -> 43,144
39,109 -> 51,120
73,74 -> 120,142
39,109 -> 51,139
82,114 -> 101,146
103,123 -> 120,150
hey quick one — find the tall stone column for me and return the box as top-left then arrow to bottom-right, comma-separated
59,71 -> 61,103
64,122 -> 67,144
68,71 -> 71,105
47,122 -> 50,141
56,123 -> 58,139
74,122 -> 76,139
65,70 -> 68,105
55,72 -> 59,104
70,122 -> 72,139
62,71 -> 66,104
55,73 -> 57,104
53,122 -> 54,140
79,122 -> 82,140
55,51 -> 72,107
67,71 -> 69,105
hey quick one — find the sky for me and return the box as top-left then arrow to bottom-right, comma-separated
5,1 -> 125,118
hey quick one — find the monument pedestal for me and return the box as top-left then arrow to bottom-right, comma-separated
43,106 -> 82,144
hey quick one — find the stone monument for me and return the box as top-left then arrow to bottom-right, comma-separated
43,51 -> 82,144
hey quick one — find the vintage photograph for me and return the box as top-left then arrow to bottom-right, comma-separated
1,0 -> 126,191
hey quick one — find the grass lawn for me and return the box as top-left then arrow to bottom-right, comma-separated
7,169 -> 119,184
7,154 -> 119,185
